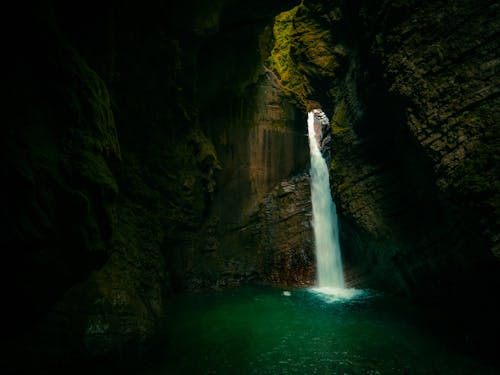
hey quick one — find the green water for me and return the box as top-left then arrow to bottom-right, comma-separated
145,287 -> 496,374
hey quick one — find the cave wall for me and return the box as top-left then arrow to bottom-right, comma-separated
4,0 -> 499,369
178,64 -> 311,289
329,0 -> 500,354
3,0 -> 306,370
3,2 -> 124,367
263,0 -> 500,354
266,0 -> 500,298
329,0 -> 500,298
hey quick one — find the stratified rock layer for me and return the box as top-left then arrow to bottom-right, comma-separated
252,174 -> 315,286
327,0 -> 500,296
267,6 -> 500,357
175,65 -> 311,289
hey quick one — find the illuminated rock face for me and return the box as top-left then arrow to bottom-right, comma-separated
182,67 -> 312,289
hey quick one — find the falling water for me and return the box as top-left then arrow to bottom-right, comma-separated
308,110 -> 345,289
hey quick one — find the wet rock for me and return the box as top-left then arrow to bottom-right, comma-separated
251,174 -> 315,286
327,0 -> 500,297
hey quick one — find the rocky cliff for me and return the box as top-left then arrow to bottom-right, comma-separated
331,0 -> 500,297
176,66 -> 311,290
266,0 -> 499,356
334,0 -> 500,355
266,0 -> 499,293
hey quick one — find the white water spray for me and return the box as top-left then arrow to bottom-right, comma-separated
308,110 -> 345,289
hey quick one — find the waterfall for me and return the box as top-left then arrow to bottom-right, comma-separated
308,110 -> 345,289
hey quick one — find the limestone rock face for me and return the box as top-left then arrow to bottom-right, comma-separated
378,0 -> 500,259
175,64 -> 311,290
327,0 -> 500,296
253,174 -> 315,286
267,1 -> 346,111
323,0 -> 500,355
267,0 -> 500,300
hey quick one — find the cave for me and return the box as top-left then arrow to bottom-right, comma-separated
3,0 -> 500,374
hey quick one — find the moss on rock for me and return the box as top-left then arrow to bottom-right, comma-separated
267,2 -> 342,111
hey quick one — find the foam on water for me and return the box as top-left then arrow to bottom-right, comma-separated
309,286 -> 366,303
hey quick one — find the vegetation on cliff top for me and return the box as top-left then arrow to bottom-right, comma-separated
267,2 -> 341,111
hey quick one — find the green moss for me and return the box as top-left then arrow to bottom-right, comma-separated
267,3 -> 340,110
330,100 -> 350,135
267,5 -> 308,107
189,128 -> 221,169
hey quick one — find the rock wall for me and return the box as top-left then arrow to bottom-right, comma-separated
269,0 -> 500,358
5,0 -> 499,369
3,0 -> 305,370
266,0 -> 500,296
266,0 -> 500,356
174,64 -> 311,289
330,0 -> 500,296
251,174 -> 315,286
335,0 -> 500,356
